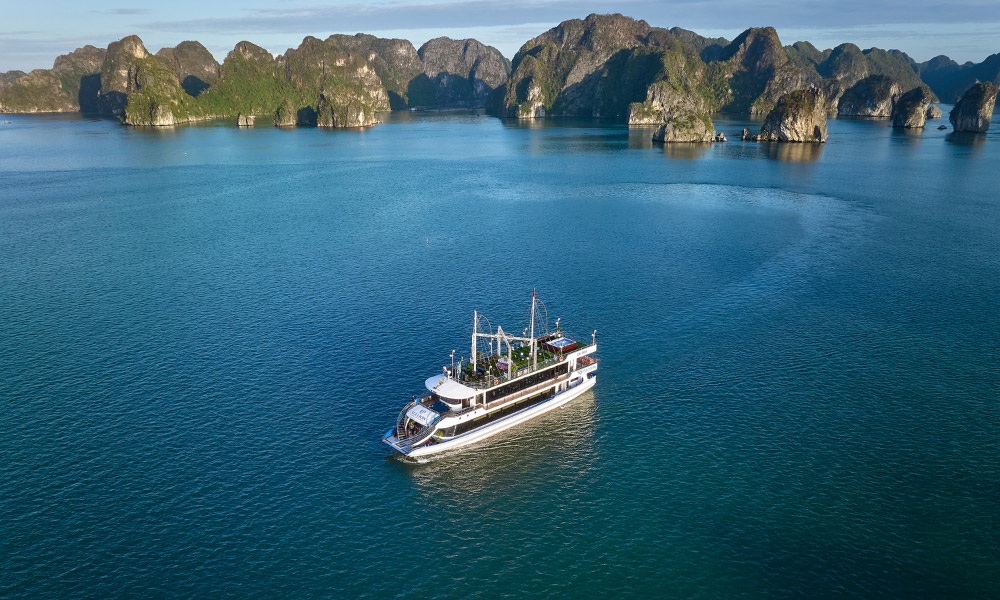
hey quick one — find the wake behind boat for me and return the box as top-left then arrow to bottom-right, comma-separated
383,292 -> 598,459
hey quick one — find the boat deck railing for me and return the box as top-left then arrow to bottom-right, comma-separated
449,342 -> 595,390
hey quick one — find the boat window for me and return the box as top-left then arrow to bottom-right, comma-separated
485,362 -> 569,402
452,389 -> 555,436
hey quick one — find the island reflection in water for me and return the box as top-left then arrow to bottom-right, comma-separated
890,127 -> 925,140
658,142 -> 713,160
397,392 -> 600,512
761,141 -> 825,162
946,131 -> 989,147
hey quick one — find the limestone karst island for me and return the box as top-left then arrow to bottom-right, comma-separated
1,14 -> 998,143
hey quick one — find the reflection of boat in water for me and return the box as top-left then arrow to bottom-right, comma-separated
383,292 -> 598,460
401,392 -> 599,504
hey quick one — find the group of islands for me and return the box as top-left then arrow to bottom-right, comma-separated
2,13 -> 998,144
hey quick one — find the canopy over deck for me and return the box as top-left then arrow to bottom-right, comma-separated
406,404 -> 440,427
425,374 -> 477,400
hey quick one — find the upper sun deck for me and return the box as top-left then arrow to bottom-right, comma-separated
446,333 -> 594,390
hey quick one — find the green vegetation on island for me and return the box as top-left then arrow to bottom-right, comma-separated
1,13 -> 997,137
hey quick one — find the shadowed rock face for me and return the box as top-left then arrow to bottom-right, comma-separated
503,13 -> 662,118
498,14 -> 928,123
892,85 -> 932,129
792,43 -> 926,111
926,105 -> 942,119
156,41 -> 220,97
99,35 -> 152,116
919,53 -> 1000,103
97,36 -> 201,126
756,87 -> 827,142
716,26 -> 805,115
417,37 -> 510,108
0,45 -> 105,113
838,75 -> 902,117
501,13 -> 729,120
892,86 -> 932,128
949,81 -> 998,132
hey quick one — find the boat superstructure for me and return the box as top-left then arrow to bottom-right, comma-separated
382,293 -> 598,459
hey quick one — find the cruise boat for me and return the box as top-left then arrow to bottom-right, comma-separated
383,293 -> 598,459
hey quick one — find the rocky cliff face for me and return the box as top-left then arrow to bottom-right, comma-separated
280,36 -> 388,126
784,41 -> 830,74
0,70 -> 26,90
98,35 -> 152,116
0,45 -> 104,113
501,14 -> 731,120
949,81 -> 998,133
626,51 -> 712,127
649,88 -> 714,142
810,44 -> 928,110
322,33 -> 510,110
155,41 -> 220,97
498,14 -> 930,124
95,35 -> 203,125
715,27 -> 806,115
754,88 -> 827,142
196,37 -> 386,127
818,43 -> 869,83
926,105 -> 942,119
668,27 -> 729,62
838,75 -> 903,117
197,41 -> 286,117
273,98 -> 296,126
326,34 -> 423,109
892,86 -> 932,128
417,37 -> 510,108
632,74 -> 716,142
503,13 -> 662,118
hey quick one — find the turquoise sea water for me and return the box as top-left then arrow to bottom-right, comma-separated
1,111 -> 998,598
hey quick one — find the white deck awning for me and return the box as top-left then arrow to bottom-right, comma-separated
406,404 -> 440,426
425,374 -> 477,400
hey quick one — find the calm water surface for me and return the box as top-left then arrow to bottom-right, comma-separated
1,110 -> 998,598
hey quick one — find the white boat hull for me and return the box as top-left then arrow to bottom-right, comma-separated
401,375 -> 596,459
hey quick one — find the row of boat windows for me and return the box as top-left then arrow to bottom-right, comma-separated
441,388 -> 556,437
485,362 -> 569,402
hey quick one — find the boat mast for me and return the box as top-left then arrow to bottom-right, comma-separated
530,289 -> 537,370
471,309 -> 477,377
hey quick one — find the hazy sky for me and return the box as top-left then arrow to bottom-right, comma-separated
3,0 -> 999,72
